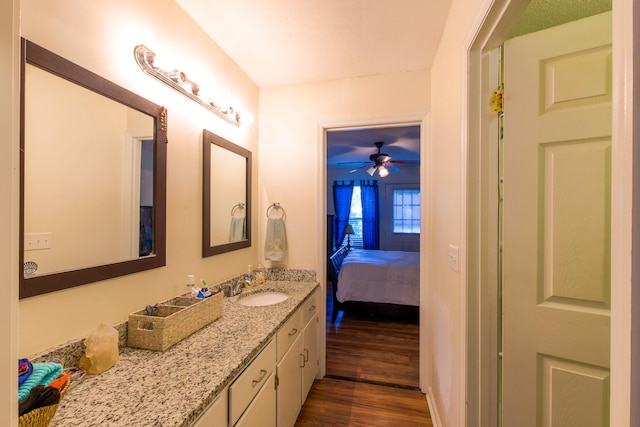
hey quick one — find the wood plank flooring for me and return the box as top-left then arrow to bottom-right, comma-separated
326,281 -> 420,388
325,312 -> 420,388
295,378 -> 433,427
294,282 -> 430,426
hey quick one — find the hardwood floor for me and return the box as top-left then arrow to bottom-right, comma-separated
294,282 -> 430,426
295,378 -> 432,427
326,315 -> 420,388
326,281 -> 420,388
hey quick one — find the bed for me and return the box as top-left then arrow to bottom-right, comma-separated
329,248 -> 420,322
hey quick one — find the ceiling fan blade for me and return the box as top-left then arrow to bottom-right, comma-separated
347,164 -> 370,173
389,159 -> 419,165
386,163 -> 400,173
337,161 -> 371,166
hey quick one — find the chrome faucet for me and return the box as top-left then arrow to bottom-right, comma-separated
223,280 -> 247,297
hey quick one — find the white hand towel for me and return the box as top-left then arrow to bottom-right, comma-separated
265,217 -> 287,261
228,217 -> 246,242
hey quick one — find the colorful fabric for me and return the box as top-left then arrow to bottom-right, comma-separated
18,362 -> 63,401
18,358 -> 33,386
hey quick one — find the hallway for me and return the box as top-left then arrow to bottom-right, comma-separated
294,283 -> 430,425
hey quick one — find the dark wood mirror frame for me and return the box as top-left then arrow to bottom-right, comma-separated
19,38 -> 167,299
202,129 -> 252,257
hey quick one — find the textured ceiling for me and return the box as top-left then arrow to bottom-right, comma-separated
175,0 -> 451,87
508,0 -> 611,38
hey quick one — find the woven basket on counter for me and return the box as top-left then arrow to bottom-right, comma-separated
18,377 -> 70,427
128,291 -> 223,351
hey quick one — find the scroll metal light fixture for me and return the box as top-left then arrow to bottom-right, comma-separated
134,44 -> 251,126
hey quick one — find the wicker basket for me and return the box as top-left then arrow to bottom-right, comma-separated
128,291 -> 223,351
18,377 -> 70,427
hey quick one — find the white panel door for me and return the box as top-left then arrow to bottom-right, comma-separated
502,12 -> 611,427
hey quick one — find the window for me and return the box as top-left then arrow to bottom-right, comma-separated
344,186 -> 364,249
393,189 -> 420,234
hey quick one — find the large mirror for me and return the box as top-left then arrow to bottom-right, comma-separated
203,130 -> 251,256
20,39 -> 167,298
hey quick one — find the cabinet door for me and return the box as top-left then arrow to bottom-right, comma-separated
276,335 -> 303,427
302,316 -> 318,401
191,388 -> 228,427
235,373 -> 276,427
229,340 -> 276,425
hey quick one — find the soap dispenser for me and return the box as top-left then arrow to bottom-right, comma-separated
254,263 -> 266,285
245,265 -> 254,287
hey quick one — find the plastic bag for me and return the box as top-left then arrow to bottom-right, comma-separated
78,323 -> 119,374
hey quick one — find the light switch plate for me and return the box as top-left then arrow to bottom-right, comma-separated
448,245 -> 459,272
24,232 -> 52,251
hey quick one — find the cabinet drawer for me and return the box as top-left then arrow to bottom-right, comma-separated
230,339 -> 276,426
301,290 -> 318,327
276,309 -> 301,361
235,372 -> 276,427
191,387 -> 227,427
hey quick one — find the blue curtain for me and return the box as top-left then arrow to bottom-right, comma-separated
333,181 -> 354,250
360,181 -> 379,249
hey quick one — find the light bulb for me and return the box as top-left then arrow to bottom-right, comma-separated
378,166 -> 389,177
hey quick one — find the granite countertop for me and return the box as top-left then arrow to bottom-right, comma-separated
48,280 -> 319,427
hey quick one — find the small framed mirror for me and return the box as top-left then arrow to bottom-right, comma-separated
20,39 -> 167,298
203,130 -> 252,256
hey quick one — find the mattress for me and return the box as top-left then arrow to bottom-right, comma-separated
336,249 -> 420,306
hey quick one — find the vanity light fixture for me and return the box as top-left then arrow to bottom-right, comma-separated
134,44 -> 252,126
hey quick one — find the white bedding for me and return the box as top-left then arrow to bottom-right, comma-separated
336,249 -> 420,306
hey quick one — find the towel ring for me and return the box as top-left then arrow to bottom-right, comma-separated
266,202 -> 285,219
231,202 -> 245,216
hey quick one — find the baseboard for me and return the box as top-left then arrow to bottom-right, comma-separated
426,387 -> 442,427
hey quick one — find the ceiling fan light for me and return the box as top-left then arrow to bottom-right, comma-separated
378,166 -> 390,177
366,165 -> 377,176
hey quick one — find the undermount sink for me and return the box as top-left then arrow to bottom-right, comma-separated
238,291 -> 289,307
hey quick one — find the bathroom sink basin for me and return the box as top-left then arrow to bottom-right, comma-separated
238,292 -> 289,307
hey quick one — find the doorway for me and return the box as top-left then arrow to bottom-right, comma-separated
324,122 -> 422,389
467,1 -> 615,426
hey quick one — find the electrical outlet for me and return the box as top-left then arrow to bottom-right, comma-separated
24,232 -> 52,250
448,245 -> 459,272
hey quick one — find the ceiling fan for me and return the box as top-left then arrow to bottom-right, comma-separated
343,141 -> 415,177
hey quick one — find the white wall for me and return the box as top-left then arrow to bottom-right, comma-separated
18,0 -> 259,357
426,0 -> 487,425
259,72 -> 429,270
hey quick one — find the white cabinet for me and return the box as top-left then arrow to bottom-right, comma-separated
191,387 -> 228,427
301,312 -> 318,401
276,290 -> 319,427
235,373 -> 276,427
229,339 -> 276,427
195,289 -> 318,427
276,333 -> 303,427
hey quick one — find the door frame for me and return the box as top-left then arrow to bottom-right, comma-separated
317,114 -> 430,390
465,0 -> 636,426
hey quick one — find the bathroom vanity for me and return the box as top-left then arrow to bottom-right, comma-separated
46,280 -> 319,427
